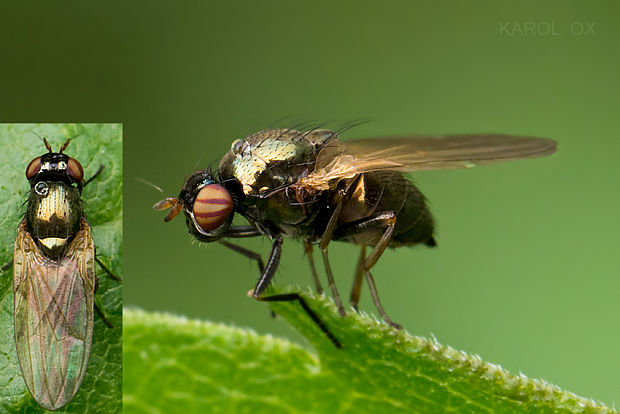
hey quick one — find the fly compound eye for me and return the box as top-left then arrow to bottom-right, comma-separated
192,184 -> 234,232
34,182 -> 49,196
26,156 -> 42,179
67,157 -> 84,182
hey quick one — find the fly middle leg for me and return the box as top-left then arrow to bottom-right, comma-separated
333,211 -> 402,329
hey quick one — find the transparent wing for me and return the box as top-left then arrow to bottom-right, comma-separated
13,218 -> 95,410
299,134 -> 557,191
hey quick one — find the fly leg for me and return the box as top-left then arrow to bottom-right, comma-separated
220,240 -> 265,273
93,277 -> 114,329
83,164 -> 105,187
304,240 -> 323,294
350,245 -> 366,310
318,189 -> 348,316
223,226 -> 264,238
257,293 -> 341,348
94,304 -> 113,329
95,257 -> 121,281
318,175 -> 364,315
333,212 -> 401,329
247,236 -> 341,348
250,235 -> 283,297
94,256 -> 120,328
219,240 -> 273,316
1,262 -> 12,272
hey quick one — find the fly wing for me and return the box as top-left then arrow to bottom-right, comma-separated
299,134 -> 557,191
13,218 -> 95,410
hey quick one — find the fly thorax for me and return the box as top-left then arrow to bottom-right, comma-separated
220,130 -> 318,196
26,181 -> 82,258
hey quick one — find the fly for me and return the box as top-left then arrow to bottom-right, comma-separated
6,137 -> 120,410
155,128 -> 557,348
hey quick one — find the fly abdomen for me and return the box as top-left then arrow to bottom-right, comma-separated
339,171 -> 435,247
26,181 -> 82,258
390,178 -> 436,247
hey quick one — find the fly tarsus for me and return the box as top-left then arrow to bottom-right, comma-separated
256,292 -> 342,349
246,236 -> 341,348
1,261 -> 12,272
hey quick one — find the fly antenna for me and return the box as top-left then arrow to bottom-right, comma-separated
31,131 -> 53,152
134,177 -> 164,194
44,138 -> 53,152
59,133 -> 81,153
59,139 -> 71,153
192,154 -> 207,172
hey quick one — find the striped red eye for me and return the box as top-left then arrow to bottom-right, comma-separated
192,184 -> 234,232
26,156 -> 42,179
67,157 -> 84,182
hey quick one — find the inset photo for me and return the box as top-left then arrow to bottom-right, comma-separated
0,124 -> 122,413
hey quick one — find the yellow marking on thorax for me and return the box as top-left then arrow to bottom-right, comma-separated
37,185 -> 69,221
39,237 -> 68,250
232,139 -> 298,195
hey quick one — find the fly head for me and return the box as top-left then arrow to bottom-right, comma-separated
154,169 -> 235,243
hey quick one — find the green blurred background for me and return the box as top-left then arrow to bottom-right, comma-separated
1,0 -> 618,407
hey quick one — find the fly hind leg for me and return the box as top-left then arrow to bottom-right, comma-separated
333,212 -> 402,329
94,256 -> 121,328
350,245 -> 366,310
93,276 -> 114,329
304,240 -> 323,294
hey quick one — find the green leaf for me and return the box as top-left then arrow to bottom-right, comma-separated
0,124 -> 122,414
123,288 -> 613,414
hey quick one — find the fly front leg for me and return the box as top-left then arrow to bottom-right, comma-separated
333,212 -> 401,329
256,292 -> 341,348
250,236 -> 283,298
250,236 -> 341,348
83,164 -> 105,187
223,226 -> 264,238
